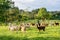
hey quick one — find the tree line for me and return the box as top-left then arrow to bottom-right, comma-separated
0,0 -> 60,23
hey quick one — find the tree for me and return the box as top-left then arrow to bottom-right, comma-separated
37,8 -> 50,20
0,0 -> 11,23
5,7 -> 19,22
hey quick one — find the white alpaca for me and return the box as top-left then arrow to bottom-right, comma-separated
9,23 -> 18,31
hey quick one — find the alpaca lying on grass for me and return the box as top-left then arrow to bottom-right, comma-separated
25,23 -> 30,28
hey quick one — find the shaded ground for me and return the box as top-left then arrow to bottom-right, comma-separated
0,36 -> 60,40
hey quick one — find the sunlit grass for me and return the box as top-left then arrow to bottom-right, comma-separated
0,25 -> 60,40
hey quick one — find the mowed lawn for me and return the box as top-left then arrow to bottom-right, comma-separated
0,26 -> 60,40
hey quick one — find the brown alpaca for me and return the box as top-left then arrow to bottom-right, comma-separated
37,23 -> 46,31
31,23 -> 35,26
55,22 -> 59,26
37,20 -> 46,31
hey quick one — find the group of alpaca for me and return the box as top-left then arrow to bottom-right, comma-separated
9,21 -> 59,32
9,23 -> 30,32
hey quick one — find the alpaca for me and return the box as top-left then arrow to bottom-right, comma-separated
37,20 -> 46,31
25,23 -> 30,28
37,23 -> 45,31
9,23 -> 18,31
55,22 -> 59,26
19,23 -> 26,32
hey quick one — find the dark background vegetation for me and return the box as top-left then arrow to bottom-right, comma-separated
0,0 -> 60,23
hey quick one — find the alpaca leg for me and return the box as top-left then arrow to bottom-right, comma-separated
43,28 -> 45,31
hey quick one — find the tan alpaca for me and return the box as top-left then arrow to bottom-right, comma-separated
20,23 -> 26,32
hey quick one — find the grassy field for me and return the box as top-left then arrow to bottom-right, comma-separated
0,25 -> 60,40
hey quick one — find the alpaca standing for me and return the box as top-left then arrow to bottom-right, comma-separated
37,20 -> 46,31
9,23 -> 18,31
20,23 -> 26,32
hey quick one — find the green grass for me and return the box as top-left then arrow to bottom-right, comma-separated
0,26 -> 60,40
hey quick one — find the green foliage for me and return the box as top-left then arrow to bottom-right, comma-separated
5,7 -> 19,22
0,0 -> 60,23
48,11 -> 60,20
0,0 -> 12,22
47,12 -> 53,19
37,8 -> 47,19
